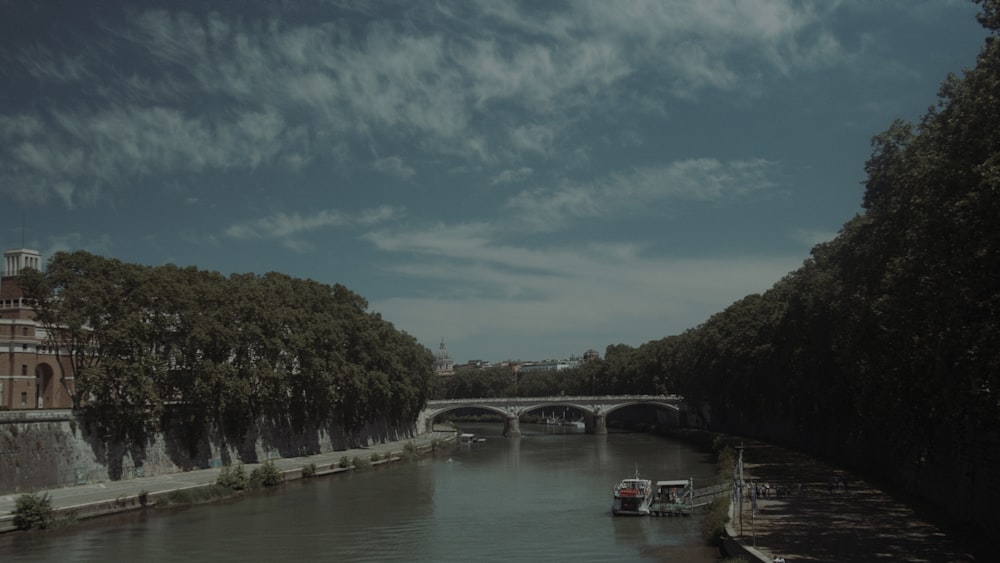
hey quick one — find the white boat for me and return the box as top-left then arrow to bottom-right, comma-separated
611,472 -> 654,516
458,433 -> 477,445
542,412 -> 562,425
561,417 -> 585,429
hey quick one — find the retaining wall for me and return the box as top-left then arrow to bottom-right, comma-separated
0,410 -> 413,495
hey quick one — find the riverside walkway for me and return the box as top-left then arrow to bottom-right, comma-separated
723,440 -> 979,562
0,429 -> 455,532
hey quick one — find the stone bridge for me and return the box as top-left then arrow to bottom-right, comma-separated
417,395 -> 686,437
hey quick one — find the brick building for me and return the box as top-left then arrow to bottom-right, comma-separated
0,248 -> 75,410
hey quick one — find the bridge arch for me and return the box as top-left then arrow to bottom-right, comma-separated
417,395 -> 686,436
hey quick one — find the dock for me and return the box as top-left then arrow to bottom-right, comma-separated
649,479 -> 731,517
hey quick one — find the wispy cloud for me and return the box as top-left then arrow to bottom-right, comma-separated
226,205 -> 404,251
490,167 -> 534,186
369,233 -> 802,358
0,1 -> 855,208
374,156 -> 415,178
505,158 -> 778,232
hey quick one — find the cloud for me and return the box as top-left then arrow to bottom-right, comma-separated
490,167 -> 534,185
505,158 -> 778,232
374,156 -> 415,178
1,2 -> 855,207
226,205 -> 404,250
369,233 -> 802,359
0,104 -> 310,206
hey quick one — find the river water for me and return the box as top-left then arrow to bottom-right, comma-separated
1,423 -> 721,562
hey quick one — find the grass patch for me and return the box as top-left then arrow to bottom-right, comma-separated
163,484 -> 234,505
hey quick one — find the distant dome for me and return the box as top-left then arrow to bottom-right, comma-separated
434,338 -> 455,375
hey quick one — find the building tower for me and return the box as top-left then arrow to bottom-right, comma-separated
1,248 -> 41,299
1,248 -> 75,410
434,337 -> 455,376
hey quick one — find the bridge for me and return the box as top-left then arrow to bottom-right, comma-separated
417,395 -> 686,437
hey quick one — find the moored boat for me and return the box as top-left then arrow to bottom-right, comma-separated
611,472 -> 654,516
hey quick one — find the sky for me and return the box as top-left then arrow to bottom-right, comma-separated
0,1 -> 990,364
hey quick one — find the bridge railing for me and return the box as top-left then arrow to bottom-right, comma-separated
426,394 -> 681,406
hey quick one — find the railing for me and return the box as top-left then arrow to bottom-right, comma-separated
692,482 -> 732,502
0,298 -> 32,310
0,409 -> 74,422
427,394 -> 681,406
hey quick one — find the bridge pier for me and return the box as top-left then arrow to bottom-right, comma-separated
589,413 -> 607,435
503,416 -> 521,437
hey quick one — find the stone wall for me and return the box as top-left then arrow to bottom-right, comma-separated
0,410 -> 415,494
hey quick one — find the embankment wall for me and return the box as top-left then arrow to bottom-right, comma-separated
0,409 -> 413,494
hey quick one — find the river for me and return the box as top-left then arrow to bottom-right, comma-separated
0,423 -> 721,562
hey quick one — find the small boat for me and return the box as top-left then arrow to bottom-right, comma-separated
542,412 -> 562,425
458,433 -> 477,445
561,417 -> 585,429
611,470 -> 654,516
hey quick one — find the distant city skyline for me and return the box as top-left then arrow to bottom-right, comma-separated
0,1 -> 989,362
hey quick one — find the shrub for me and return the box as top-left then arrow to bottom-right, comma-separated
352,456 -> 370,471
13,492 -> 53,530
370,452 -> 381,463
701,496 -> 731,546
338,456 -> 350,468
249,461 -> 283,487
138,489 -> 149,506
217,463 -> 249,490
302,463 -> 317,478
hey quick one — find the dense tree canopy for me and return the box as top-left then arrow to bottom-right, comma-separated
617,0 -> 1000,532
432,0 -> 1000,535
19,253 -> 434,446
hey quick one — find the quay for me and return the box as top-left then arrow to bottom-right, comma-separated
720,440 -> 979,562
0,429 -> 455,534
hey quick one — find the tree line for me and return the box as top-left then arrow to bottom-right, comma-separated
433,1 -> 1000,533
19,252 -> 434,447
663,1 -> 1000,478
429,342 -> 673,400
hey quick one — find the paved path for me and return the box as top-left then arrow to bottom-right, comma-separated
728,441 -> 979,562
0,430 -> 453,524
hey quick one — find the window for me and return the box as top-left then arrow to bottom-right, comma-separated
21,392 -> 28,406
22,365 -> 28,376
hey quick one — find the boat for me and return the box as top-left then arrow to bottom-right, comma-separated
611,471 -> 654,515
458,433 -> 477,445
542,412 -> 562,425
561,417 -> 585,429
